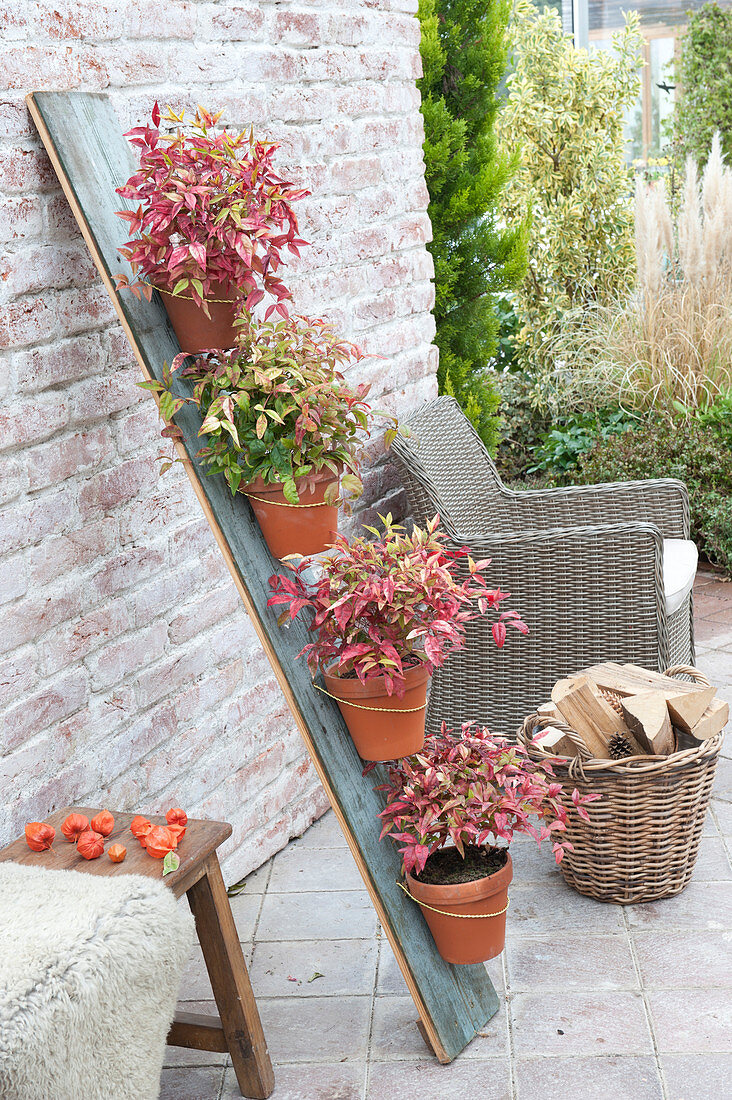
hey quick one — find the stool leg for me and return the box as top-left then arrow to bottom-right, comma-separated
186,854 -> 274,1099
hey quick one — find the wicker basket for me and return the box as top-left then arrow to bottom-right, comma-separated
517,666 -> 724,904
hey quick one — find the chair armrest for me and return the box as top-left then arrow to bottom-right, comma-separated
500,479 -> 690,540
447,520 -> 670,672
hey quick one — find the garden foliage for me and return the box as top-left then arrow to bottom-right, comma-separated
497,1 -> 642,378
674,2 -> 732,170
375,722 -> 597,874
574,413 -> 732,575
418,0 -> 527,448
267,514 -> 526,696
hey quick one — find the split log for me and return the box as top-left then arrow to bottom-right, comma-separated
689,697 -> 730,741
665,686 -> 716,733
537,701 -> 560,721
620,692 -> 675,755
551,675 -> 618,759
533,727 -> 579,758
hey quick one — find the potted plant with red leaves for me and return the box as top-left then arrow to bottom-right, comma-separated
375,723 -> 599,963
145,314 -> 397,558
267,514 -> 527,759
115,103 -> 308,352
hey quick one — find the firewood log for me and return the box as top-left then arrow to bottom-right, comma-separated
620,692 -> 675,755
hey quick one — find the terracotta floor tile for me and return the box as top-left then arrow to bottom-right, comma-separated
510,991 -> 653,1056
506,933 -> 637,992
249,937 -> 377,997
694,619 -> 732,648
221,1063 -> 364,1100
268,843 -> 364,893
661,1053 -> 732,1100
258,995 -> 371,1063
366,1058 -> 511,1100
625,881 -> 732,930
515,1055 -> 663,1100
256,889 -> 377,941
648,988 -> 732,1052
631,929 -> 732,989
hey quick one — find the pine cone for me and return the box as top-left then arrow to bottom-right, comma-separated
608,732 -> 633,760
602,690 -> 625,717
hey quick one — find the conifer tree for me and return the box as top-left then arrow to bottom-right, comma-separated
418,0 -> 527,449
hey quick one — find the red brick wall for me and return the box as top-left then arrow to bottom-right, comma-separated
0,0 -> 436,881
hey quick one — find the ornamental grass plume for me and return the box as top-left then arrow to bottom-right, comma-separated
550,133 -> 732,413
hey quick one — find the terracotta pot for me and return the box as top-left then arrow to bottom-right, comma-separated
240,470 -> 339,560
323,661 -> 429,762
159,280 -> 239,353
406,852 -> 513,965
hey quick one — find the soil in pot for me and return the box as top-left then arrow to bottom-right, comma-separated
159,280 -> 239,353
240,470 -> 339,560
323,660 -> 429,762
406,845 -> 512,965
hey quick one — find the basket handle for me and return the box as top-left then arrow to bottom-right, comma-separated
664,665 -> 711,687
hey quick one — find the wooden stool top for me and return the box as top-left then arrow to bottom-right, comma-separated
0,806 -> 231,899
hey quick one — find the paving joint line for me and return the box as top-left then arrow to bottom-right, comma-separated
622,906 -> 669,1100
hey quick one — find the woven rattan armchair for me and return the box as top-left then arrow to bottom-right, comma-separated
390,396 -> 695,737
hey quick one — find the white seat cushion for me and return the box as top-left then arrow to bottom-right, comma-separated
663,539 -> 698,615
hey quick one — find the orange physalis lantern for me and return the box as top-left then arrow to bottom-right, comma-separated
90,810 -> 114,837
166,808 -> 188,828
77,830 -> 105,860
108,844 -> 126,864
25,822 -> 55,852
60,813 -> 89,843
144,826 -> 177,859
166,822 -> 186,844
130,816 -> 152,840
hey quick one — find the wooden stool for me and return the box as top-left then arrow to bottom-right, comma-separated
0,806 -> 274,1099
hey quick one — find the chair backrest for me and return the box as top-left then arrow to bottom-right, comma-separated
391,395 -> 508,535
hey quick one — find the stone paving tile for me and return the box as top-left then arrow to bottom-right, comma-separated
625,880 -> 732,930
367,1058 -> 512,1100
648,988 -> 732,1052
158,1066 -> 225,1099
712,756 -> 732,800
287,810 -> 348,850
631,929 -> 732,989
694,618 -> 732,649
376,938 -> 504,995
256,889 -> 377,942
689,836 -> 732,879
661,1053 -> 732,1100
712,798 -> 732,835
506,933 -> 638,992
227,861 -> 271,895
249,937 -> 377,997
509,839 -> 564,884
515,1055 -> 663,1100
178,944 -> 214,1002
267,843 -> 364,893
257,995 -> 371,1063
228,890 -> 263,941
508,882 -> 625,935
695,649 -> 732,684
369,995 -> 508,1061
221,1063 -> 364,1099
510,991 -> 653,1056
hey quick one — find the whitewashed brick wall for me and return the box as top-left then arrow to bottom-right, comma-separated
0,0 -> 437,880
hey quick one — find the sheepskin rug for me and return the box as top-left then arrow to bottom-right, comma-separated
0,863 -> 194,1100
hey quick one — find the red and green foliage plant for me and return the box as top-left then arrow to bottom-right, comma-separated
144,314 -> 394,502
115,103 -> 308,317
268,514 -> 527,696
376,723 -> 598,874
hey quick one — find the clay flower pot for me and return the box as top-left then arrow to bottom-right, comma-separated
240,469 -> 340,560
159,280 -> 239,353
405,852 -> 512,965
323,661 -> 429,762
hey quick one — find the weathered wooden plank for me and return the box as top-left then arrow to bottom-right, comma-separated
27,90 -> 499,1063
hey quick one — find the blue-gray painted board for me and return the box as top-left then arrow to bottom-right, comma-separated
27,90 -> 499,1063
